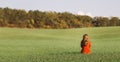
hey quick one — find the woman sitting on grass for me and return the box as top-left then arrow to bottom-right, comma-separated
80,34 -> 91,54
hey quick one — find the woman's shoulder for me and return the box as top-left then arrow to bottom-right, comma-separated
87,39 -> 91,42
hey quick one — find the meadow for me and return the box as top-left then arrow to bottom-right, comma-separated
0,27 -> 120,62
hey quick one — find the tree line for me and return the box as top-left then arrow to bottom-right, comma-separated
0,7 -> 120,29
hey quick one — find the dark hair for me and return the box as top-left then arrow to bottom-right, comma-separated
83,34 -> 88,39
81,34 -> 88,48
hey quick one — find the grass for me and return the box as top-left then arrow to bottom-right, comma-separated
0,27 -> 120,62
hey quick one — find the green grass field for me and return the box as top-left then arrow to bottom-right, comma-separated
0,27 -> 120,62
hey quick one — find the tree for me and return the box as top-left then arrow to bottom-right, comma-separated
77,15 -> 93,27
109,17 -> 119,26
94,17 -> 109,27
0,7 -> 120,29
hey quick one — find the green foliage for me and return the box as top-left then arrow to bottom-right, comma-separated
93,17 -> 109,27
0,7 -> 120,28
109,17 -> 120,26
0,27 -> 120,62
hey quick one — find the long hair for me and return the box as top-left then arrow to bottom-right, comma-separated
81,34 -> 88,48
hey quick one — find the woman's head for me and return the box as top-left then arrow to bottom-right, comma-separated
83,34 -> 88,41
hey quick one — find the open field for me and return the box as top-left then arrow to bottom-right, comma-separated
0,27 -> 120,62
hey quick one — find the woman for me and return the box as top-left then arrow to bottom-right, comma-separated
80,34 -> 91,54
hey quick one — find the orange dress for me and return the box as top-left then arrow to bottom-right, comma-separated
81,40 -> 91,54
